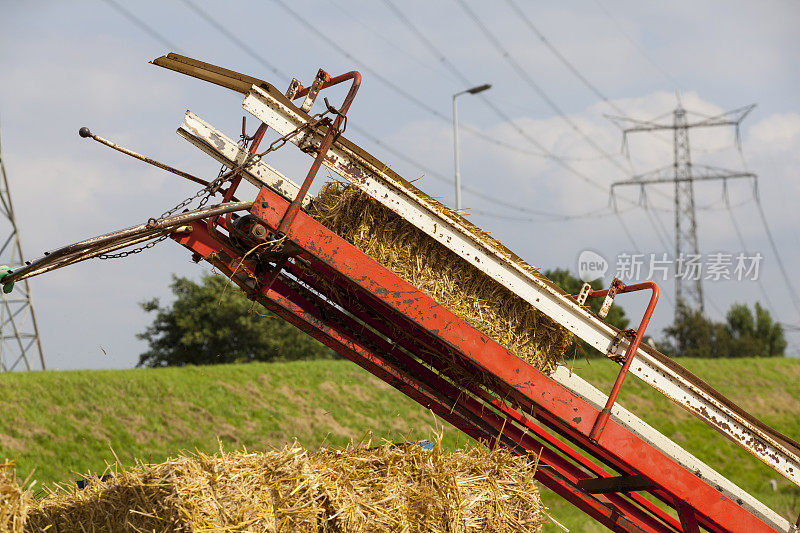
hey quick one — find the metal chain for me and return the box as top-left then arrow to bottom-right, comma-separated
97,110 -> 331,260
256,110 -> 331,157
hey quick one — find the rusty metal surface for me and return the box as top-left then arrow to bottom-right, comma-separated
151,55 -> 798,528
173,200 -> 790,531
240,83 -> 800,488
151,53 -> 270,94
245,184 -> 793,532
178,112 -> 305,204
173,227 -> 680,533
3,202 -> 252,284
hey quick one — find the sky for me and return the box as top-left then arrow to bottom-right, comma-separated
1,0 -> 798,370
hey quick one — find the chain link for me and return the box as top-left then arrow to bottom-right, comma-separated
97,110 -> 332,260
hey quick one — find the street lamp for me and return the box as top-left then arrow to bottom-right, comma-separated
453,83 -> 491,211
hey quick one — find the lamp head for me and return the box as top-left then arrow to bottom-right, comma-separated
467,83 -> 492,94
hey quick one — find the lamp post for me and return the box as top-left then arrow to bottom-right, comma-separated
453,83 -> 491,211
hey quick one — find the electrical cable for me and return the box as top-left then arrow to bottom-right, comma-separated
755,197 -> 800,317
726,203 -> 779,315
593,0 -> 683,89
272,0 -> 592,163
615,210 -> 640,251
505,0 -> 629,118
642,205 -> 671,252
326,0 -> 460,84
468,205 -> 625,223
455,0 -> 634,177
178,0 -> 290,82
349,123 -> 619,221
380,0 -> 642,201
101,0 -> 182,51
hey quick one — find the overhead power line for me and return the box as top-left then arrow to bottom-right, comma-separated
504,0 -> 629,118
151,0 -> 612,222
455,0 -> 633,177
615,210 -> 640,251
101,0 -> 182,52
326,0 -> 460,84
469,205 -> 624,223
726,203 -> 779,316
179,0 -> 289,82
381,0 -> 644,201
112,0 -> 641,224
755,198 -> 800,317
349,123 -> 614,221
642,205 -> 671,252
271,0 -> 591,163
593,0 -> 683,89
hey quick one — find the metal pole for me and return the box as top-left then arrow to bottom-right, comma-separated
453,94 -> 461,211
452,83 -> 491,212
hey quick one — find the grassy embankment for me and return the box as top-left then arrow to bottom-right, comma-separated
1,357 -> 798,531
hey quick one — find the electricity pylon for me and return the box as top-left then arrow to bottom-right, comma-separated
608,99 -> 756,318
0,129 -> 45,371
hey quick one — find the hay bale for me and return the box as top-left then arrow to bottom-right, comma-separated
0,460 -> 28,533
27,442 -> 545,532
309,183 -> 573,372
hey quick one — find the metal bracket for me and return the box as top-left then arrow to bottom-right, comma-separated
576,283 -> 592,306
286,78 -> 301,99
675,500 -> 701,533
581,279 -> 660,441
598,278 -> 620,318
577,474 -> 656,494
300,69 -> 327,113
606,330 -> 628,362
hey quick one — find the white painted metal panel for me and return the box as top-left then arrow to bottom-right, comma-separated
178,111 -> 309,207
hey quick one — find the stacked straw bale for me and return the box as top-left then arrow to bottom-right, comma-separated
0,460 -> 27,533
309,183 -> 573,372
27,442 -> 545,532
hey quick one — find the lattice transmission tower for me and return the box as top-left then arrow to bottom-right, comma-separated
0,129 -> 45,371
609,98 -> 757,319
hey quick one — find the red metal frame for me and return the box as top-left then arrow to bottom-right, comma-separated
173,222 -> 679,532
168,178 -> 780,531
207,68 -> 360,243
577,278 -> 660,440
163,68 -> 784,530
276,69 -> 360,235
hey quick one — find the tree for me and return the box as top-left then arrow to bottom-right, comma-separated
545,269 -> 630,359
723,302 -> 786,357
659,304 -> 722,358
137,274 -> 334,367
660,302 -> 785,358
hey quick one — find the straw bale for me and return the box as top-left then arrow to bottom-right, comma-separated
27,442 -> 545,532
0,460 -> 28,533
308,183 -> 573,372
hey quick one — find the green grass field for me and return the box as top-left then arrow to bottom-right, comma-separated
1,357 -> 798,531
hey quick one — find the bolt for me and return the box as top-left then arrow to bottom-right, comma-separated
251,224 -> 267,239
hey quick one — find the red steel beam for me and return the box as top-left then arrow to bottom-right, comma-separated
260,276 -> 674,533
283,258 -> 681,532
172,226 -> 676,533
246,185 -> 776,532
